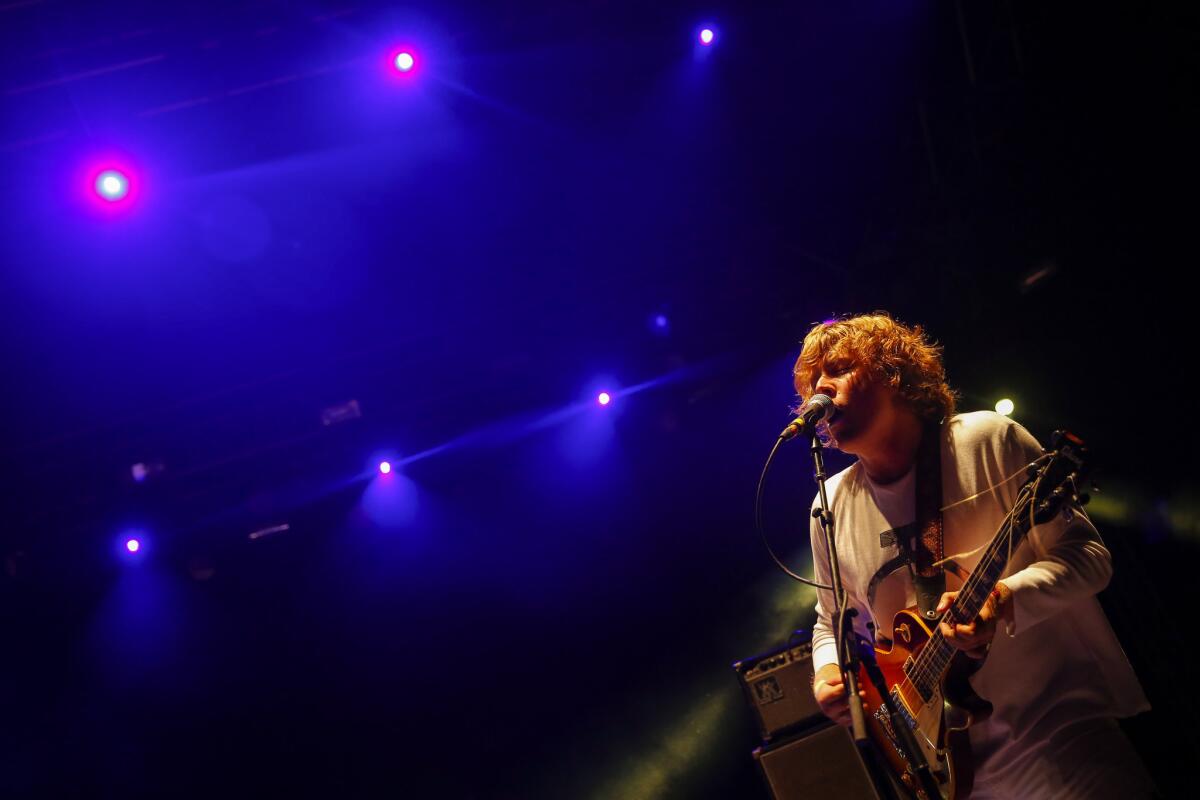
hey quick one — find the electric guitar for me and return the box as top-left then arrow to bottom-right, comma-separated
858,430 -> 1093,799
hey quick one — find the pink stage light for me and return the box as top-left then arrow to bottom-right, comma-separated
80,158 -> 142,214
379,461 -> 393,474
387,46 -> 420,78
95,169 -> 129,201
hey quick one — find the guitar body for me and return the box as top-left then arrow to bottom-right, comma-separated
858,608 -> 982,799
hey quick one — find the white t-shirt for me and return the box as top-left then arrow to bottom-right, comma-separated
809,411 -> 1149,795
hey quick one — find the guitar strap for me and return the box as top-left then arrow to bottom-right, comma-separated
901,422 -> 946,623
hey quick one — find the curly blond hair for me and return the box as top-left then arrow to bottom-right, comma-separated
792,313 -> 956,424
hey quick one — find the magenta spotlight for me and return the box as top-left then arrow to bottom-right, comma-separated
125,538 -> 141,553
387,46 -> 420,78
95,169 -> 129,201
597,391 -> 612,406
379,461 -> 393,474
80,157 -> 142,214
699,28 -> 715,45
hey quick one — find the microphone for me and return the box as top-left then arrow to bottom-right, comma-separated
779,394 -> 837,441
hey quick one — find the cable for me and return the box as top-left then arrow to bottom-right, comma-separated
756,434 -> 834,590
757,438 -> 1054,592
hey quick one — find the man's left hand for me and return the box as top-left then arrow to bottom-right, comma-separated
935,581 -> 1014,659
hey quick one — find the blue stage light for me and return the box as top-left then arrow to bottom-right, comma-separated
394,52 -> 415,72
699,28 -> 715,46
379,460 -> 393,474
597,392 -> 612,406
117,531 -> 148,559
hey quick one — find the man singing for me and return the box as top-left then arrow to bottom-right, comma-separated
797,313 -> 1153,798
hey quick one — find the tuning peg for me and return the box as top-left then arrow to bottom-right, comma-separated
1090,482 -> 1100,494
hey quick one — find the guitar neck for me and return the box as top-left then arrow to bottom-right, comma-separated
908,491 -> 1034,693
948,541 -> 1010,623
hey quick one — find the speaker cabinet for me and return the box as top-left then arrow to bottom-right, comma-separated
753,723 -> 884,799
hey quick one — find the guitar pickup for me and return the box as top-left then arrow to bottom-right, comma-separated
902,656 -> 935,703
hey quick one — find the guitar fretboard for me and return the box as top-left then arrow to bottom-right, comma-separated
905,485 -> 1033,700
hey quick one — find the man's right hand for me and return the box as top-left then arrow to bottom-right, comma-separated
812,663 -> 864,727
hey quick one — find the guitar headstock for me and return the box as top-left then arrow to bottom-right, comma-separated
1024,430 -> 1092,527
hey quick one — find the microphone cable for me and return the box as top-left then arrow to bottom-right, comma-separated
756,433 -> 833,591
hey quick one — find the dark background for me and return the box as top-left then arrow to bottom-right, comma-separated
1,1 -> 1195,796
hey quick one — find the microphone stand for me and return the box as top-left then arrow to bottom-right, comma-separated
809,433 -> 938,800
808,433 -> 869,745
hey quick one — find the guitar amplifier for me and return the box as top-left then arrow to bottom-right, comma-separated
732,637 -> 824,742
753,722 -> 884,800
